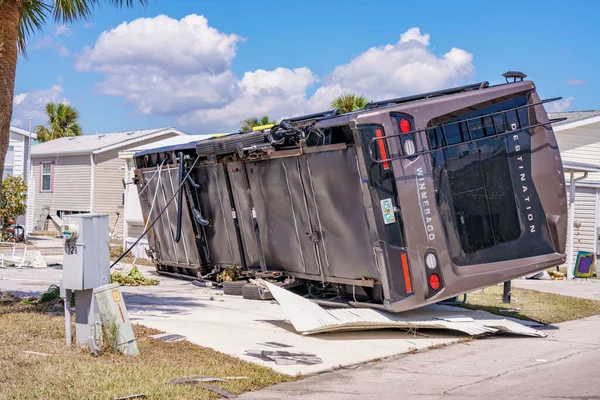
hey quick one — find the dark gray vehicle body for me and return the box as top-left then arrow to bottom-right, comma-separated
134,79 -> 567,312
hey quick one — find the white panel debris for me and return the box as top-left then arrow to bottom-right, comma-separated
260,281 -> 547,338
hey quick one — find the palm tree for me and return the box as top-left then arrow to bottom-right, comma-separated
240,116 -> 276,132
331,94 -> 370,113
0,0 -> 148,182
35,102 -> 82,142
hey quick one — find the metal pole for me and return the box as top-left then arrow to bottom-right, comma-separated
567,171 -> 576,280
64,290 -> 72,346
503,281 -> 511,304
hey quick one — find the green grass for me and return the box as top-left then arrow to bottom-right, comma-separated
459,285 -> 600,325
0,292 -> 294,400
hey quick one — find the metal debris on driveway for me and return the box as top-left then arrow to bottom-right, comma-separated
169,376 -> 226,385
150,333 -> 187,342
257,280 -> 548,337
246,349 -> 323,365
257,341 -> 293,348
204,385 -> 237,398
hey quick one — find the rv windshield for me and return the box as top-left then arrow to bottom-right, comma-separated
430,95 -> 555,266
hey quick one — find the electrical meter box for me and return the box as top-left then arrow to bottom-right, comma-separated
61,214 -> 110,291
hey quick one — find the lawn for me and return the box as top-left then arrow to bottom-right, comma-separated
459,285 -> 600,324
0,293 -> 293,400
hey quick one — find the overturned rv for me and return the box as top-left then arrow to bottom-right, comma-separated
132,73 -> 568,312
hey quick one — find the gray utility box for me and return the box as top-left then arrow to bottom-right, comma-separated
62,214 -> 110,290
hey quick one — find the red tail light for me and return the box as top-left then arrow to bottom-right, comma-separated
429,273 -> 440,291
399,118 -> 411,133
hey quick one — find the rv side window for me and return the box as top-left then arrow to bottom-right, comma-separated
427,96 -> 532,150
308,125 -> 354,146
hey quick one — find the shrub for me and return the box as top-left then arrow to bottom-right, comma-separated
0,175 -> 27,225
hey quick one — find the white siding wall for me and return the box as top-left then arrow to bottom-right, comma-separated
556,120 -> 600,273
92,133 -> 181,239
31,155 -> 92,232
5,131 -> 30,229
566,185 -> 598,265
8,132 -> 25,177
556,121 -> 600,182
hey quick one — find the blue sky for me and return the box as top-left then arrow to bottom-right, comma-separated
12,0 -> 599,134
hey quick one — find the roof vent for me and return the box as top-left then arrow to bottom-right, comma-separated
68,137 -> 76,140
502,71 -> 527,83
127,131 -> 136,135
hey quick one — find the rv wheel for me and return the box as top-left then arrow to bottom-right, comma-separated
222,280 -> 248,296
242,284 -> 274,301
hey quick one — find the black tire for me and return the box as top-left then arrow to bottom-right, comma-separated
242,283 -> 274,301
222,280 -> 248,296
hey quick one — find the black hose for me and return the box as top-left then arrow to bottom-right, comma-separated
174,152 -> 184,243
183,177 -> 209,226
110,155 -> 201,269
186,174 -> 201,188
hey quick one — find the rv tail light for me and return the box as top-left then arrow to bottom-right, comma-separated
403,139 -> 416,156
399,118 -> 411,133
425,252 -> 438,270
429,273 -> 440,291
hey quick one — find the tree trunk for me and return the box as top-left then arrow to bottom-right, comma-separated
0,0 -> 23,193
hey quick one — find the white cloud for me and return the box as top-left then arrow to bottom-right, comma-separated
31,36 -> 55,50
400,27 -> 430,46
74,14 -> 245,121
565,79 -> 587,86
320,28 -> 474,103
180,67 -> 319,131
11,85 -> 69,128
544,96 -> 574,113
55,25 -> 71,37
75,14 -> 242,75
59,45 -> 70,57
31,35 -> 70,56
76,18 -> 475,132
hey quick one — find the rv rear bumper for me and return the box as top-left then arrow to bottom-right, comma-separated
380,252 -> 566,313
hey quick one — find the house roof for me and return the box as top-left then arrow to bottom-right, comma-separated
10,125 -> 37,139
31,127 -> 188,157
118,134 -> 216,158
550,110 -> 600,131
563,161 -> 600,173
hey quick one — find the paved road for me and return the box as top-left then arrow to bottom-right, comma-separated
240,314 -> 600,400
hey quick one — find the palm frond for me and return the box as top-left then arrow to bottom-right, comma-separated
36,102 -> 82,142
34,125 -> 51,143
17,0 -> 148,56
331,93 -> 370,113
18,0 -> 51,57
52,0 -> 96,23
104,0 -> 149,8
240,115 -> 276,132
53,0 -> 148,23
